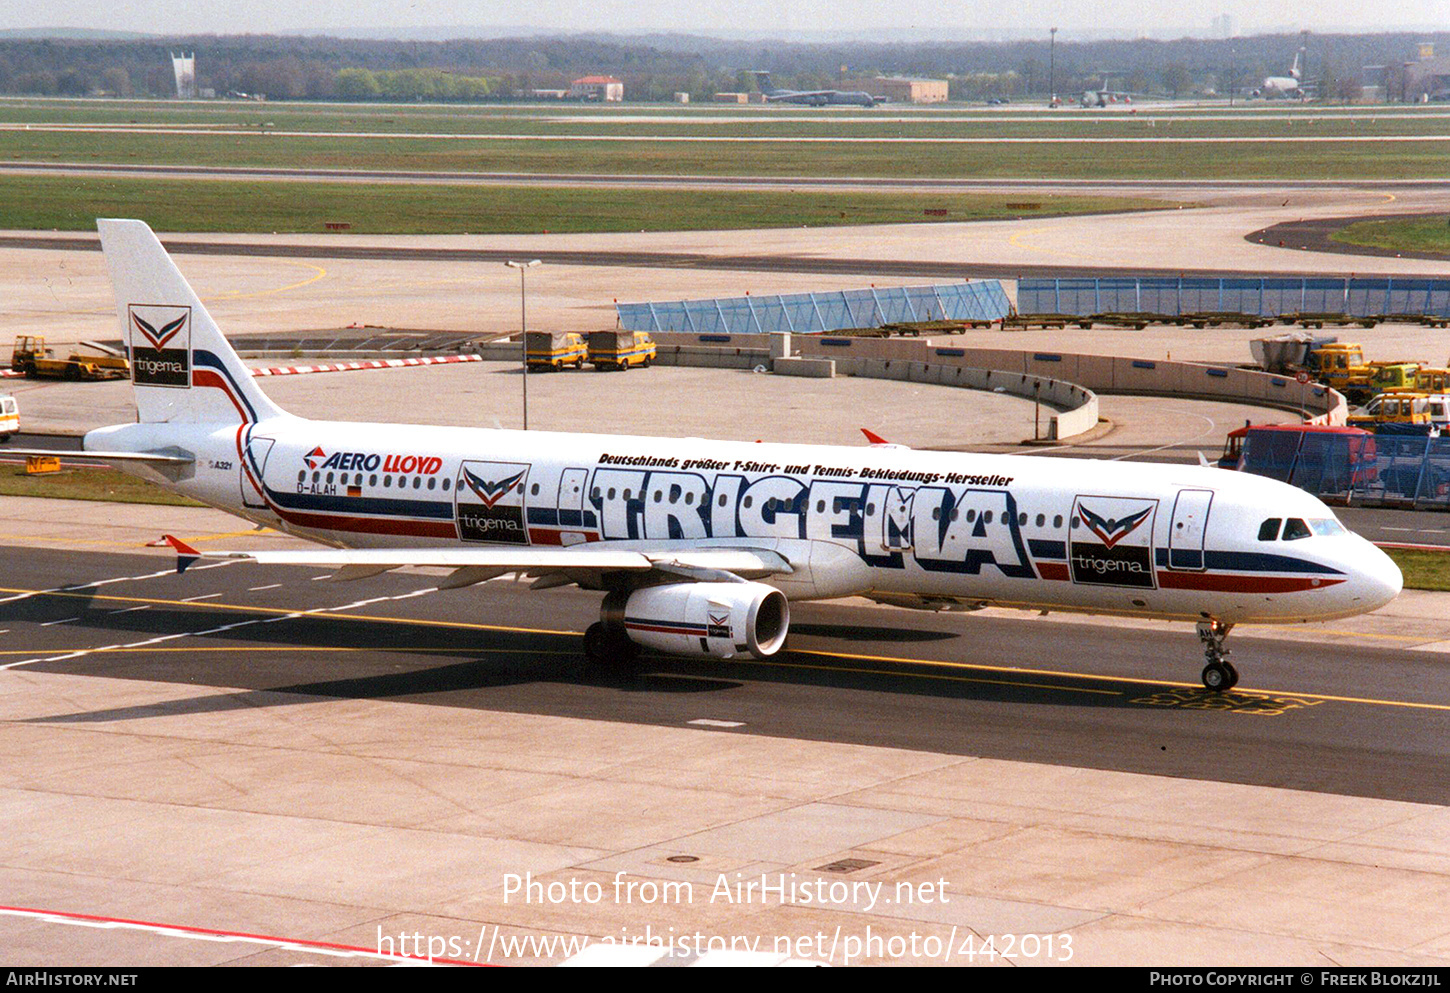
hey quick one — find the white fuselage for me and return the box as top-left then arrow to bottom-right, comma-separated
86,415 -> 1403,626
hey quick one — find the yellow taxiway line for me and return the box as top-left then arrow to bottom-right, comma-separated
5,585 -> 1449,714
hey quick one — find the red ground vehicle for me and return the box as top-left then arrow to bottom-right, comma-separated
1219,423 -> 1378,494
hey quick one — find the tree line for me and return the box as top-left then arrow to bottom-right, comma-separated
0,31 -> 1441,102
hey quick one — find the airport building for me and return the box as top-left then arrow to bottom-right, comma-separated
868,75 -> 949,103
1364,42 -> 1450,101
569,75 -> 624,101
1405,44 -> 1450,99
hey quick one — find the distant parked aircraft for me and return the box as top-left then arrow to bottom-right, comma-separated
1079,89 -> 1134,108
1254,49 -> 1305,99
751,71 -> 884,108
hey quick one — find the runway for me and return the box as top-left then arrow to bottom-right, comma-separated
5,545 -> 1448,807
0,230 -> 1428,282
5,159 -> 1449,201
13,123 -> 1450,145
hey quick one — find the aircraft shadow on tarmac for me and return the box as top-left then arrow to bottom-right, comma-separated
787,622 -> 956,643
14,594 -> 1162,730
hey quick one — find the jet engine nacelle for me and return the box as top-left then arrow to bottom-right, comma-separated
608,581 -> 789,660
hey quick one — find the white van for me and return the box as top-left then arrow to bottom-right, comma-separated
0,394 -> 16,440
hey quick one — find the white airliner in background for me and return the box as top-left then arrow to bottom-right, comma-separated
1255,50 -> 1304,99
17,220 -> 1403,691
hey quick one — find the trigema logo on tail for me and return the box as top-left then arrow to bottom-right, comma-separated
128,304 -> 191,388
455,460 -> 530,544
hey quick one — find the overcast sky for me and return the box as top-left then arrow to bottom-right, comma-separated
7,0 -> 1448,40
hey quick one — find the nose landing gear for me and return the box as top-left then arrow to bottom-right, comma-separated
1197,619 -> 1238,691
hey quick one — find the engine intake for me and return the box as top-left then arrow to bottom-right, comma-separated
605,581 -> 789,659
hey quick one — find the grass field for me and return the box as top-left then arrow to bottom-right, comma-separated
1331,216 -> 1450,256
4,97 -> 1449,138
3,98 -> 1450,179
1383,547 -> 1450,593
0,173 -> 1180,234
0,464 -> 203,507
7,128 -> 1449,181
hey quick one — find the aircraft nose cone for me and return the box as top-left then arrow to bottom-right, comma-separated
1358,542 -> 1403,611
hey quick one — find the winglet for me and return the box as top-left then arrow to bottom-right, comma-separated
161,534 -> 200,574
861,428 -> 890,445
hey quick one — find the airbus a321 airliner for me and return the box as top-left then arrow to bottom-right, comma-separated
26,220 -> 1403,690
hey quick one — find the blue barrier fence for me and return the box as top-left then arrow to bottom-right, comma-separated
617,281 -> 1011,335
1018,276 -> 1450,318
1248,432 -> 1450,508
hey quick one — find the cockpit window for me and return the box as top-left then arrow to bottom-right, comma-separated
1309,518 -> 1347,537
1258,518 -> 1281,542
1282,518 -> 1312,541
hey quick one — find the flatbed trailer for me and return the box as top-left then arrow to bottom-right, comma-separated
1287,313 -> 1379,329
1002,313 -> 1074,330
1180,312 -> 1275,329
1073,312 -> 1160,329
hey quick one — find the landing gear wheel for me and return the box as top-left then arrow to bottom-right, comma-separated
1201,662 -> 1231,691
1196,619 -> 1237,693
583,622 -> 640,674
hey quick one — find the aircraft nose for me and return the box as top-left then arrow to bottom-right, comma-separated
1355,541 -> 1403,611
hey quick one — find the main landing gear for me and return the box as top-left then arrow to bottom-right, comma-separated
1196,619 -> 1239,691
583,622 -> 640,673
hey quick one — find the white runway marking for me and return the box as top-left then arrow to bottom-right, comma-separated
0,561 -> 232,606
180,593 -> 223,602
688,719 -> 746,728
248,584 -> 283,591
3,585 -> 442,670
0,904 -> 471,966
38,617 -> 79,627
1110,407 -> 1217,462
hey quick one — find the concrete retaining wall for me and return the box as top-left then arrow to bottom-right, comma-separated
796,337 -> 1348,426
795,337 -> 1100,441
772,356 -> 835,379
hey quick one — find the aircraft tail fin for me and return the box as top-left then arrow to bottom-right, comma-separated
1290,51 -> 1302,80
97,218 -> 286,426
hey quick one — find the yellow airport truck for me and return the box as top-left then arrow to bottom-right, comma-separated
1347,392 -> 1439,430
588,330 -> 656,371
1344,362 -> 1421,405
525,331 -> 587,370
1307,343 -> 1366,392
10,336 -> 129,381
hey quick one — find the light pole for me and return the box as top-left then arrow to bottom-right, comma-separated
1049,27 -> 1058,105
505,259 -> 541,430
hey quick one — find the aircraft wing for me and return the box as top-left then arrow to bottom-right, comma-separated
2,448 -> 194,465
161,535 -> 793,589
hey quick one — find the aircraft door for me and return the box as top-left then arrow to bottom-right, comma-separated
1168,489 -> 1213,570
556,467 -> 589,544
239,436 -> 275,510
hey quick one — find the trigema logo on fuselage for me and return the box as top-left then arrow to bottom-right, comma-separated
1069,496 -> 1158,589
